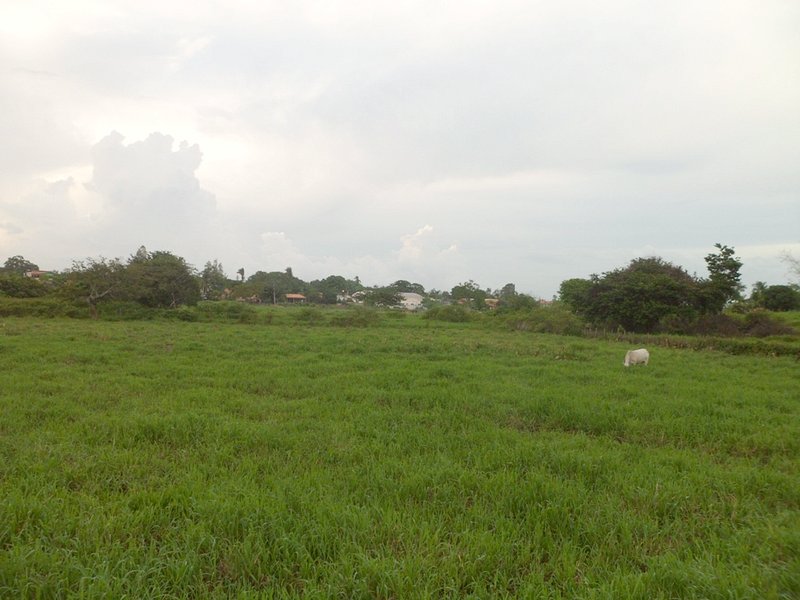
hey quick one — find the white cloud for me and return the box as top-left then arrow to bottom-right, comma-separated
81,132 -> 216,256
255,226 -> 462,289
0,0 -> 798,297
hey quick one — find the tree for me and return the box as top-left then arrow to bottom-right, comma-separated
565,257 -> 701,332
363,288 -> 402,308
126,250 -> 200,308
450,280 -> 488,310
493,283 -> 537,311
262,271 -> 292,304
0,272 -> 49,298
749,281 -> 768,307
499,292 -> 538,311
65,257 -> 126,318
201,260 -> 228,300
236,267 -> 245,282
245,269 -> 306,304
558,278 -> 593,314
3,255 -> 39,274
309,275 -> 363,304
762,285 -> 800,311
498,283 -> 516,299
701,243 -> 743,313
389,280 -> 426,294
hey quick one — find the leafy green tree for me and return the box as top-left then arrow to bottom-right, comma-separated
363,288 -> 402,308
558,278 -> 593,314
494,283 -> 538,311
126,250 -> 200,308
701,243 -> 744,313
499,292 -> 538,311
749,281 -> 768,307
247,268 -> 306,304
0,273 -> 50,298
262,271 -> 292,304
64,257 -> 126,318
762,285 -> 800,311
309,275 -> 363,304
3,255 -> 39,274
450,280 -> 489,310
200,260 -> 228,300
498,283 -> 516,299
389,280 -> 426,294
573,257 -> 701,332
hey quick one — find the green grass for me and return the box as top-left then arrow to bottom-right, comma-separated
1,315 -> 798,598
770,310 -> 800,331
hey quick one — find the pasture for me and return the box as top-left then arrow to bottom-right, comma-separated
1,312 -> 798,598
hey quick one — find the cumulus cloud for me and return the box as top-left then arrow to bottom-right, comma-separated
0,131 -> 220,268
256,226 -> 462,290
84,131 -> 216,255
1,1 -> 798,296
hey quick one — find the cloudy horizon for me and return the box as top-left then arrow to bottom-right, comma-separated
1,1 -> 798,297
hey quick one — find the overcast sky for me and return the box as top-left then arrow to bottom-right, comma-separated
1,0 -> 798,297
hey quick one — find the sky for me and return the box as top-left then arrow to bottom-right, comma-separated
1,0 -> 798,298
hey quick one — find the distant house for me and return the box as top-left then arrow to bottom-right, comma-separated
285,293 -> 306,304
399,292 -> 424,311
484,298 -> 500,310
24,270 -> 51,280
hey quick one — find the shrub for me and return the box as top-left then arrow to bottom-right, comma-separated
500,305 -> 585,336
292,307 -> 327,325
762,285 -> 800,311
0,297 -> 86,318
0,274 -> 50,298
687,314 -> 742,337
742,310 -> 795,337
331,306 -> 382,327
423,305 -> 472,323
196,301 -> 259,323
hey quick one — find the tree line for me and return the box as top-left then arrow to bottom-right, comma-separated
1,243 -> 799,330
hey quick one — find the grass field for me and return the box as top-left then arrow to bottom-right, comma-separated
1,311 -> 798,598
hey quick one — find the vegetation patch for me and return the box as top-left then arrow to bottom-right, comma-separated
0,315 -> 798,597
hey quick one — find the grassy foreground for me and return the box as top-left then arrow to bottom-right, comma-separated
1,313 -> 798,598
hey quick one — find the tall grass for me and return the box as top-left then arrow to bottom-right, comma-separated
1,316 -> 798,598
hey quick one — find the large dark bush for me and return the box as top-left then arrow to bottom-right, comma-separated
126,251 -> 200,308
762,285 -> 800,311
742,311 -> 796,337
579,258 -> 701,333
0,274 -> 50,298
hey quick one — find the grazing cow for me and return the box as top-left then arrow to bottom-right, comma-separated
623,348 -> 649,367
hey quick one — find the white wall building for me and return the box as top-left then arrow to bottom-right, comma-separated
399,292 -> 424,311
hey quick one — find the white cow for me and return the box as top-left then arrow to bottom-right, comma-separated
623,348 -> 650,367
